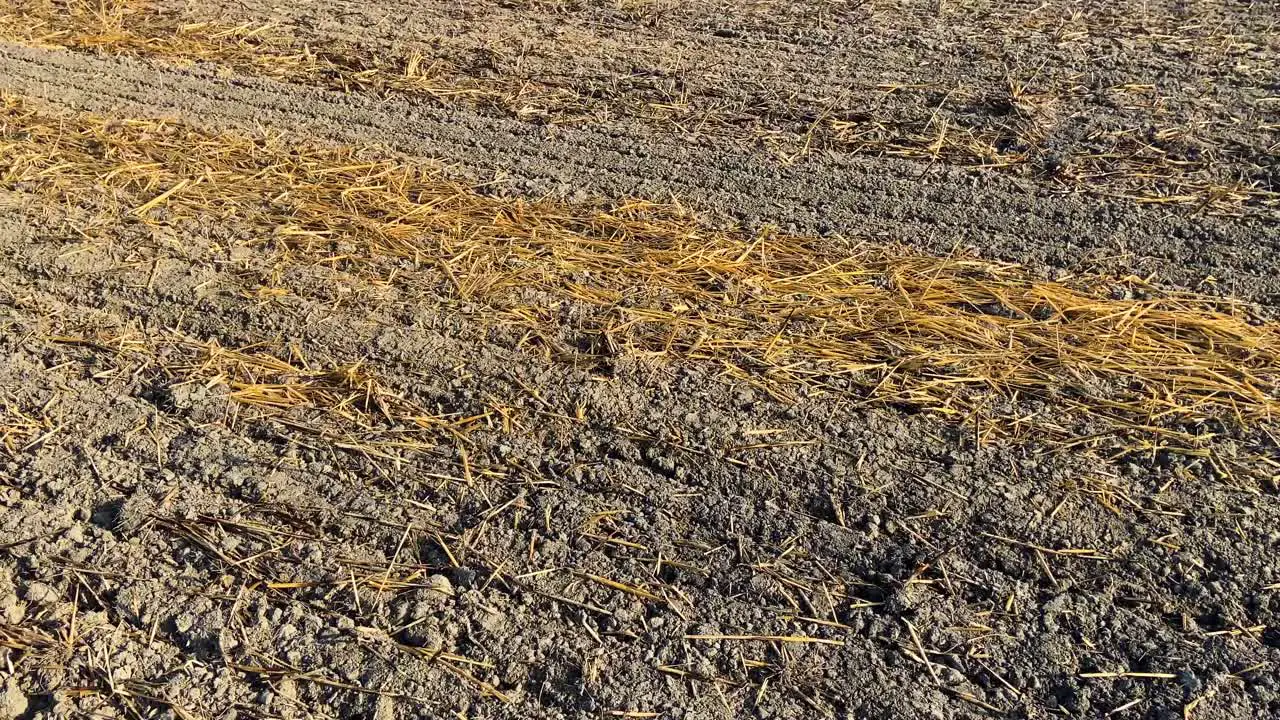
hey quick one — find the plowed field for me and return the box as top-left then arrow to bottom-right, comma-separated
1,2 -> 1278,719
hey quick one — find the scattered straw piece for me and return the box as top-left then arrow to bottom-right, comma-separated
684,634 -> 844,646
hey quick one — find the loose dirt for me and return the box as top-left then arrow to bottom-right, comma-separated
2,2 -> 1278,720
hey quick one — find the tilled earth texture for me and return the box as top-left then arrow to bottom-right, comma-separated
1,1 -> 1279,719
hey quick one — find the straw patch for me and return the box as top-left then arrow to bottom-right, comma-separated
46,331 -> 490,465
0,397 -> 53,456
3,95 -> 1278,448
1,0 -> 1274,212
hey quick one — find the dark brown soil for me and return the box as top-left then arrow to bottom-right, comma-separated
2,2 -> 1279,720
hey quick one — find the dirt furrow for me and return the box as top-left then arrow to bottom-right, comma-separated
3,186 -> 1278,719
8,1 -> 1279,212
1,41 -> 1278,306
5,95 -> 1278,442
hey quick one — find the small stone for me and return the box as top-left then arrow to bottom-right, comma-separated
3,678 -> 27,719
451,567 -> 477,589
25,582 -> 57,605
427,574 -> 454,597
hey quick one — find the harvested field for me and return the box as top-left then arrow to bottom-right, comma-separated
1,1 -> 1278,719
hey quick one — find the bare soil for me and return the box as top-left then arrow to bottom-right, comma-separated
2,2 -> 1279,720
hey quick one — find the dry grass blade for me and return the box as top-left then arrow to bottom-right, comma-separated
684,634 -> 845,646
577,572 -> 665,603
0,0 -> 1274,212
0,622 -> 56,652
0,622 -> 59,674
4,95 -> 1279,452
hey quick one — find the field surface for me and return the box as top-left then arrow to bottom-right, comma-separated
1,1 -> 1279,719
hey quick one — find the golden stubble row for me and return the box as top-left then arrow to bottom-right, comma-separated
1,0 -> 1275,213
2,94 -> 1278,454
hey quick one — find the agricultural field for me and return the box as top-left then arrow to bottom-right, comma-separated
0,0 -> 1278,718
